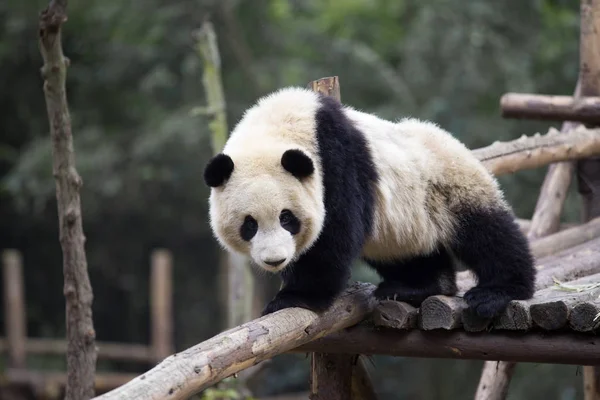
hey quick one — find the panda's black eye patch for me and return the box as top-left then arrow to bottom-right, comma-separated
280,209 -> 300,235
240,216 -> 258,241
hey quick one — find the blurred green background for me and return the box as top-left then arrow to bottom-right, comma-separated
0,0 -> 587,399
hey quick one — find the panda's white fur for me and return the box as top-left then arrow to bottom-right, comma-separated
210,87 -> 507,263
204,86 -> 535,318
208,89 -> 326,271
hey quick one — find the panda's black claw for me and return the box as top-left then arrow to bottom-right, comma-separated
374,280 -> 440,308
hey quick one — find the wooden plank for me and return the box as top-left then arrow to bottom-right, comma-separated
500,92 -> 600,124
2,249 -> 26,368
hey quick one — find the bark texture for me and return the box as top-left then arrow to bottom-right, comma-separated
38,1 -> 97,398
93,282 -> 376,400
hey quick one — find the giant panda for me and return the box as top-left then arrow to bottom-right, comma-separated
203,87 -> 536,319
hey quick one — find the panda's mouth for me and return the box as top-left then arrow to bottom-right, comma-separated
258,260 -> 288,273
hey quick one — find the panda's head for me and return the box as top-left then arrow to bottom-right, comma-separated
203,146 -> 325,273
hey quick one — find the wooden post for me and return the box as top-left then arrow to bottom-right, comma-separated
150,249 -> 174,362
585,367 -> 600,400
2,249 -> 26,368
309,353 -> 354,400
579,0 -> 600,396
307,77 -> 378,400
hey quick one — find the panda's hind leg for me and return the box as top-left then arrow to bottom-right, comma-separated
450,206 -> 536,318
366,246 -> 457,308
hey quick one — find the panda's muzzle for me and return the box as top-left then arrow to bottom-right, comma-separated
264,258 -> 286,267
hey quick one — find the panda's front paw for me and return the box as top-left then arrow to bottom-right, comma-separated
374,281 -> 431,308
261,292 -> 332,316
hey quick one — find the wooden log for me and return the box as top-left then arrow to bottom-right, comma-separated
150,249 -> 174,362
92,282 -> 376,400
39,1 -> 98,398
500,93 -> 600,124
295,326 -> 600,365
516,273 -> 600,330
472,125 -> 600,176
474,362 -> 516,400
307,76 -> 340,100
527,161 -> 576,239
309,353 -> 354,400
2,250 -> 26,369
569,300 -> 600,332
515,218 -> 577,234
351,356 -> 378,400
419,296 -> 466,330
530,216 -> 600,259
372,300 -> 418,330
585,366 -> 600,400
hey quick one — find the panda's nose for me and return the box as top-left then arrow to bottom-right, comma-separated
264,258 -> 286,267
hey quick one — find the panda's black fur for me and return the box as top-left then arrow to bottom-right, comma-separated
205,91 -> 536,319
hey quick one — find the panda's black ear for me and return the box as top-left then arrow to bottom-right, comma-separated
281,149 -> 314,179
204,153 -> 234,187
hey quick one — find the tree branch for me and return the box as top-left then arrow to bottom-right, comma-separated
38,1 -> 97,399
500,92 -> 600,124
472,125 -> 600,176
93,282 -> 376,400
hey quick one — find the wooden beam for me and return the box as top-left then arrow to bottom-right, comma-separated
585,366 -> 600,400
528,216 -> 600,259
500,92 -> 600,124
2,250 -> 26,368
515,218 -> 577,234
295,326 -> 600,365
309,353 -> 354,400
472,125 -> 600,176
92,282 -> 376,400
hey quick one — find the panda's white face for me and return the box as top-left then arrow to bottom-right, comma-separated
205,147 -> 325,274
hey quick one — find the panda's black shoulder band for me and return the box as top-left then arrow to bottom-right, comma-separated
204,153 -> 234,187
281,149 -> 314,179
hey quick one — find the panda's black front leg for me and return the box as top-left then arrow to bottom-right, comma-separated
261,253 -> 352,316
366,246 -> 457,308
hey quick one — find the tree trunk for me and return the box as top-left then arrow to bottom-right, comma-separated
38,1 -> 97,398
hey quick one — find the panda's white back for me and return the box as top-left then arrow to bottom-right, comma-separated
343,107 -> 507,261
